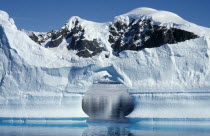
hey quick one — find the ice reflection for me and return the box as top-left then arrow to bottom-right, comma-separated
0,118 -> 210,136
82,123 -> 133,136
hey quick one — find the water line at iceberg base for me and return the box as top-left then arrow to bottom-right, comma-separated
0,90 -> 210,119
1,89 -> 210,136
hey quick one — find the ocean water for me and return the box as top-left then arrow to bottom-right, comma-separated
0,118 -> 210,136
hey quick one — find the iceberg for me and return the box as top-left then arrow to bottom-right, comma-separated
0,8 -> 210,118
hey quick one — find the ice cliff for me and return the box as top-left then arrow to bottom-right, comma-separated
1,8 -> 210,117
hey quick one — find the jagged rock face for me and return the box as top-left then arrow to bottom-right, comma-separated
65,20 -> 103,58
26,19 -> 103,58
26,18 -> 199,58
109,19 -> 199,53
25,31 -> 59,46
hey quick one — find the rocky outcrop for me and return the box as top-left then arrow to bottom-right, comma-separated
109,19 -> 199,53
23,18 -> 103,58
24,16 -> 199,58
65,20 -> 103,57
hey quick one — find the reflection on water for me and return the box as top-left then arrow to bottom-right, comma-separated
0,118 -> 210,136
82,123 -> 133,136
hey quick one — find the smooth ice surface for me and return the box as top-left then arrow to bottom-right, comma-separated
129,92 -> 210,118
0,92 -> 209,118
0,93 -> 87,117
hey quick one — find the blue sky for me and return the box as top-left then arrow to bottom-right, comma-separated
1,0 -> 210,32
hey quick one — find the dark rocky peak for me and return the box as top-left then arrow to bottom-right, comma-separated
20,29 -> 56,45
109,18 -> 199,54
64,16 -> 81,30
23,10 -> 199,58
64,17 -> 103,57
23,17 -> 103,58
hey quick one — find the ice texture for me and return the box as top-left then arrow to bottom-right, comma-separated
0,8 -> 210,117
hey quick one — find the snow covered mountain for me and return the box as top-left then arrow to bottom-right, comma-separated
22,9 -> 201,58
1,8 -> 210,117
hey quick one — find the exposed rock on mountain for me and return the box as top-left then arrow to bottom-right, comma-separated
22,17 -> 104,57
109,18 -> 199,53
23,9 -> 199,58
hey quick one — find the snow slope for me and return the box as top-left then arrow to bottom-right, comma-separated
120,7 -> 210,37
0,8 -> 210,117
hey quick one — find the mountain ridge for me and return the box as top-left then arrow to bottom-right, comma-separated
0,7 -> 210,94
19,8 -> 209,58
1,7 -> 210,118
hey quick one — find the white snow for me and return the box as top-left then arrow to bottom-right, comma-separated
118,7 -> 210,38
1,8 -> 210,118
122,7 -> 188,25
65,16 -> 113,56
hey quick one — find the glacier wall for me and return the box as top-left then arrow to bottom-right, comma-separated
1,9 -> 210,118
129,92 -> 210,118
1,91 -> 210,118
0,92 -> 86,118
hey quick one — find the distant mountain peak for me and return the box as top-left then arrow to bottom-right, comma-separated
121,7 -> 187,24
19,8 -> 204,58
